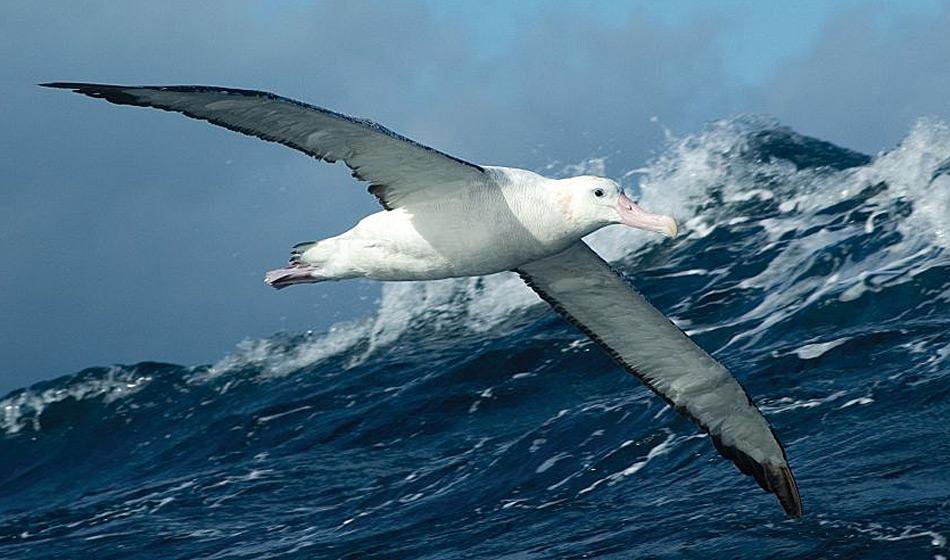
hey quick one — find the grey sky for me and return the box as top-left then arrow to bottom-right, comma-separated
2,1 -> 949,393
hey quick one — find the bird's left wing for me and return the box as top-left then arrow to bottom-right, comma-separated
516,241 -> 802,517
41,83 -> 486,209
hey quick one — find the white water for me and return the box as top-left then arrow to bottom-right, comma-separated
1,367 -> 151,434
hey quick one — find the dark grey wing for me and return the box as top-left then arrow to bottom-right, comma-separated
516,241 -> 802,517
41,82 -> 486,209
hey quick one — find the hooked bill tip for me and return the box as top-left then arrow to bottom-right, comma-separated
664,218 -> 678,239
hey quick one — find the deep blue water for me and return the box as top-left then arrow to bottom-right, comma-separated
2,118 -> 949,559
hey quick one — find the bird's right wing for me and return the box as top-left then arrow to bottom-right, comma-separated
516,241 -> 802,517
41,83 -> 487,209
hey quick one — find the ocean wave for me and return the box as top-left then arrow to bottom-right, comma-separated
1,366 -> 152,435
2,116 -> 948,559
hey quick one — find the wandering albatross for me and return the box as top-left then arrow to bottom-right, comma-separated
43,83 -> 802,518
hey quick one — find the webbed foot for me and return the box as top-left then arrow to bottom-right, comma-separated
264,265 -> 323,290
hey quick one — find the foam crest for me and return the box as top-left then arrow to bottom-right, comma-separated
861,119 -> 950,249
202,321 -> 371,381
1,367 -> 151,434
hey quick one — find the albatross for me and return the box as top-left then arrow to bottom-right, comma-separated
43,82 -> 802,517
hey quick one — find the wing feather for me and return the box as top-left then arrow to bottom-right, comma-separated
516,241 -> 802,517
41,82 -> 486,209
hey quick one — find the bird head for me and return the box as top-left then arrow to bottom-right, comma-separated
561,176 -> 678,238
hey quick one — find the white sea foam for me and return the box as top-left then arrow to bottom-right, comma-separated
576,432 -> 706,496
793,337 -> 851,360
1,367 -> 151,434
536,452 -> 572,474
818,518 -> 946,550
838,396 -> 874,408
760,390 -> 848,414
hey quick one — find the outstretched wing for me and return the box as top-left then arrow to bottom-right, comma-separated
516,241 -> 802,517
41,82 -> 486,209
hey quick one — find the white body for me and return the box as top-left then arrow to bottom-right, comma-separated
299,167 -> 607,281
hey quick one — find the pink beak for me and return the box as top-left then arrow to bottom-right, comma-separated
617,193 -> 678,238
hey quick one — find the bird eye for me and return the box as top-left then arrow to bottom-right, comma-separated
593,188 -> 605,198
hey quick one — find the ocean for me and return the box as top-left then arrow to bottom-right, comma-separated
2,116 -> 948,559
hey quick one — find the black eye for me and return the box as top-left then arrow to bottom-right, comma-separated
593,188 -> 605,198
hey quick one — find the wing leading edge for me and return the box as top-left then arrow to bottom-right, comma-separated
516,241 -> 802,517
40,82 -> 486,210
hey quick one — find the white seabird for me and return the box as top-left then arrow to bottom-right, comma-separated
44,83 -> 802,517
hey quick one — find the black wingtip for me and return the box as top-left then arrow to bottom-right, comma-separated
39,82 -> 89,89
37,82 -> 148,107
709,434 -> 802,518
765,463 -> 803,518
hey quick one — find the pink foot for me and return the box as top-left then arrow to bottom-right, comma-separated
264,266 -> 322,290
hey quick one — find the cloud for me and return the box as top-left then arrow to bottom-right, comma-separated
413,8 -> 741,174
753,3 -> 950,153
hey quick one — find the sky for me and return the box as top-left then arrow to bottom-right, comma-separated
2,0 -> 949,393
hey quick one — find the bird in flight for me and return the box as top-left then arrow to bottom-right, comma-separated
43,83 -> 802,517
